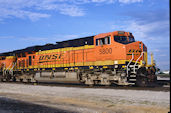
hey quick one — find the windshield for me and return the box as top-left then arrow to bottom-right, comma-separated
114,36 -> 128,44
129,36 -> 135,42
114,36 -> 135,44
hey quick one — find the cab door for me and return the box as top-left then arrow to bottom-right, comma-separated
29,56 -> 32,66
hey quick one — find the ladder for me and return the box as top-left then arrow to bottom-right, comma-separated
128,65 -> 139,84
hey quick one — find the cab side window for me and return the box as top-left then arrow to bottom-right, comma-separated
96,36 -> 111,46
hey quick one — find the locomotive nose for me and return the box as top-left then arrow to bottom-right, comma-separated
135,41 -> 148,65
126,41 -> 147,64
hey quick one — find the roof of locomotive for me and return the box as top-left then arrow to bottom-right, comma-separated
0,35 -> 94,56
0,52 -> 12,56
56,35 -> 94,47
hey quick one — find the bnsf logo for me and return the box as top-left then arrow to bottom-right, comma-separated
39,54 -> 63,60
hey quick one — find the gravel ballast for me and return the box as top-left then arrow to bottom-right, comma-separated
0,83 -> 170,113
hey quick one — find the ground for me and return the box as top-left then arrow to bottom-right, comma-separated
0,83 -> 170,113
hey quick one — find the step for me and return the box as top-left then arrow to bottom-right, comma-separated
128,83 -> 135,85
130,75 -> 136,77
128,81 -> 136,84
129,66 -> 139,69
129,79 -> 136,81
129,65 -> 138,68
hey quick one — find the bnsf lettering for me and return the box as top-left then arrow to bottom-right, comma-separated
52,54 -> 58,59
39,56 -> 44,60
46,55 -> 51,59
39,54 -> 62,60
99,48 -> 112,54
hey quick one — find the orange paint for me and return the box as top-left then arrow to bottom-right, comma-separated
0,31 -> 147,70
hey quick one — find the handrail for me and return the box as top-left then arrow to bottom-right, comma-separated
133,52 -> 144,73
10,62 -> 16,75
126,53 -> 134,75
10,62 -> 16,71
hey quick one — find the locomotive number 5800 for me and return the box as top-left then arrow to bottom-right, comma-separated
99,48 -> 112,54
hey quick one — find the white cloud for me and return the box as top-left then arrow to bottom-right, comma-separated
70,0 -> 115,4
72,0 -> 142,4
118,0 -> 143,4
0,0 -> 85,21
0,36 -> 16,39
21,37 -> 49,42
0,8 -> 50,21
111,20 -> 169,42
19,34 -> 80,43
158,54 -> 167,57
57,4 -> 85,16
26,12 -> 50,21
152,49 -> 160,52
0,0 -> 144,21
91,0 -> 115,3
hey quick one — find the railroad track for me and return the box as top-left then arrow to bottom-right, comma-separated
1,81 -> 170,92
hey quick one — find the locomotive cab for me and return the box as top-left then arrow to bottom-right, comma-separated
94,31 -> 144,64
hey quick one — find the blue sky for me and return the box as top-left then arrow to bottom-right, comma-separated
0,0 -> 170,71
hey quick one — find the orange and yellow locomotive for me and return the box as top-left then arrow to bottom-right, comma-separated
0,31 -> 157,86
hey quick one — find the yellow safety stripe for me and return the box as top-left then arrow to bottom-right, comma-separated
6,56 -> 16,59
15,60 -> 140,69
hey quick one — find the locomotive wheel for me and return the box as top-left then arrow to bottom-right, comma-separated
5,74 -> 12,82
136,67 -> 148,87
12,76 -> 16,82
136,76 -> 147,87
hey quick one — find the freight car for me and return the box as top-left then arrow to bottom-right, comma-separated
0,31 -> 157,86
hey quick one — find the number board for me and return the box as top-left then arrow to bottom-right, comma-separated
99,48 -> 112,54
